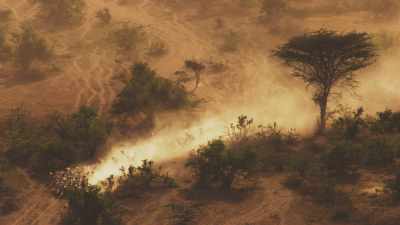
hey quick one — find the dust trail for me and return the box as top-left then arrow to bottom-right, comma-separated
86,53 -> 317,184
87,116 -> 227,184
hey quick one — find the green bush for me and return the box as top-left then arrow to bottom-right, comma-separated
4,107 -> 39,164
362,137 -> 395,167
186,139 -> 257,190
114,160 -> 176,198
287,151 -> 314,177
320,142 -> 357,177
112,63 -> 193,115
4,106 -> 110,178
331,107 -> 365,139
60,178 -> 121,225
369,109 -> 400,134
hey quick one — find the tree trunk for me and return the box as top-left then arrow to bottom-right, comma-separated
318,95 -> 328,134
191,72 -> 200,93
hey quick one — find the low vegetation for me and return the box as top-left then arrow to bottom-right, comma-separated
186,139 -> 257,190
0,178 -> 18,216
111,24 -> 145,54
96,8 -> 112,25
13,23 -> 53,73
34,0 -> 86,26
112,63 -> 194,115
111,160 -> 176,198
54,170 -> 121,225
3,106 -> 110,178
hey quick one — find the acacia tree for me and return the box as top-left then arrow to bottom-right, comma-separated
273,29 -> 377,133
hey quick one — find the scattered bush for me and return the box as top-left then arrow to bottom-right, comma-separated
256,123 -> 299,149
0,178 -> 18,215
111,24 -> 145,53
320,142 -> 357,177
362,137 -> 395,167
369,109 -> 400,134
227,115 -> 254,144
4,106 -> 110,178
34,0 -> 86,26
331,107 -> 365,139
186,139 -> 257,190
146,40 -> 168,57
58,174 -> 121,225
12,23 -> 53,72
4,107 -> 38,164
113,160 -> 176,198
96,8 -> 112,25
287,151 -> 315,177
112,63 -> 194,115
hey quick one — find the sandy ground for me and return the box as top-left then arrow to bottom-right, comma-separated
0,0 -> 400,224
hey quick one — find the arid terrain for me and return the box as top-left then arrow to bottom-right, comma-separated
0,0 -> 400,225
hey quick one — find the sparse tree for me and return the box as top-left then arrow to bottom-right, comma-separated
273,30 -> 377,133
13,24 -> 52,72
184,60 -> 205,93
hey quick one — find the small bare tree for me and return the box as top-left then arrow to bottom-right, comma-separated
273,29 -> 377,133
184,60 -> 205,93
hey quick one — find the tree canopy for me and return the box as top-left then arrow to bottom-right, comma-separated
273,29 -> 377,132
